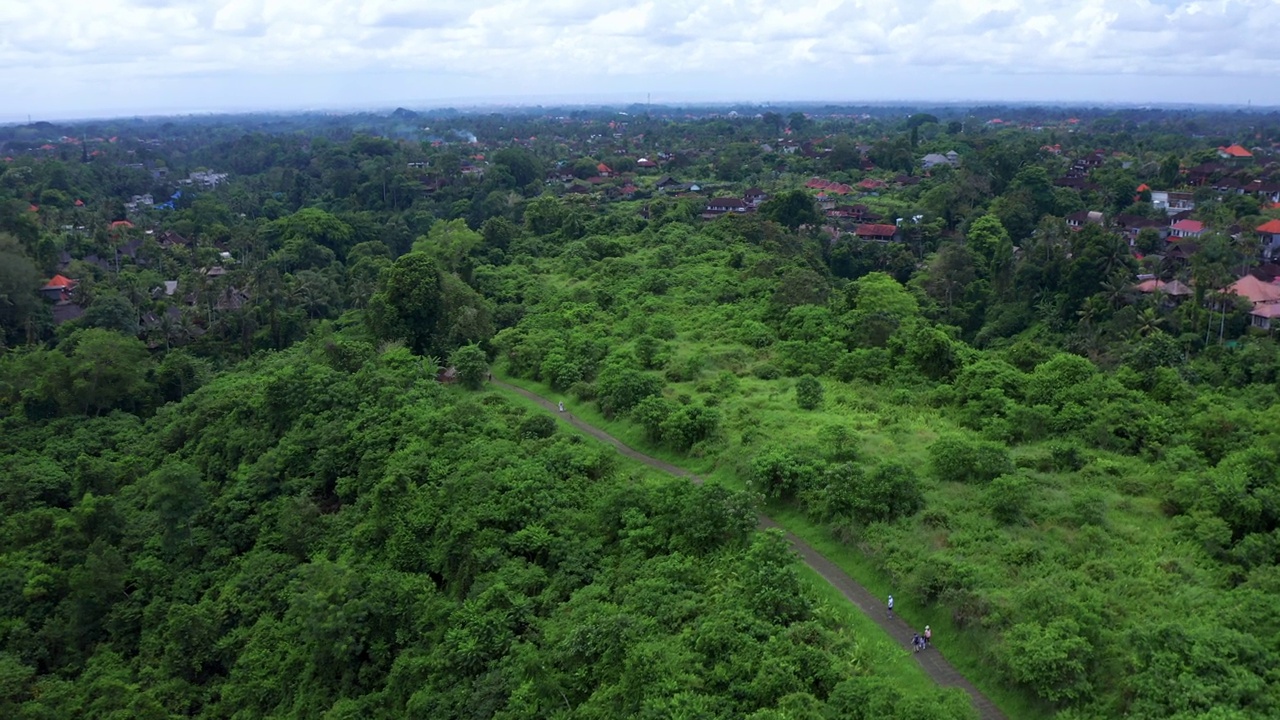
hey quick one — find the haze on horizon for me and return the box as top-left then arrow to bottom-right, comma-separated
4,0 -> 1279,123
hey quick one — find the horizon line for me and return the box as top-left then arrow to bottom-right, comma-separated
4,97 -> 1279,126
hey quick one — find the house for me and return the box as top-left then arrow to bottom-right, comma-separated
51,302 -> 85,325
1246,179 -> 1280,204
1114,214 -> 1169,244
596,162 -> 612,177
636,157 -> 658,169
159,230 -> 190,249
1224,275 -> 1280,330
1225,275 -> 1280,305
1151,190 -> 1195,214
1065,210 -> 1104,230
1249,263 -> 1280,283
183,170 -> 229,187
655,175 -> 682,192
743,188 -> 768,207
1250,302 -> 1280,331
1134,278 -> 1193,302
704,197 -> 748,215
854,223 -> 898,242
1257,219 -> 1280,259
1218,145 -> 1254,161
1169,219 -> 1205,239
40,274 -> 77,302
921,152 -> 958,170
214,286 -> 250,311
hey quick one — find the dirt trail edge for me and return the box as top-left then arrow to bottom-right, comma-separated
492,380 -> 1007,720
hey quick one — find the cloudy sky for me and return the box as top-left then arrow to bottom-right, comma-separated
3,0 -> 1279,121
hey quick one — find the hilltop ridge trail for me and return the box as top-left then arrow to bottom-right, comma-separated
492,379 -> 1008,720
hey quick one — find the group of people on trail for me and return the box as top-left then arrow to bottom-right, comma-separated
888,595 -> 932,652
912,626 -> 932,652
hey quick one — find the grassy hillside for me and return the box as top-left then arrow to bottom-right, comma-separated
490,213 -> 1280,719
0,333 -> 976,719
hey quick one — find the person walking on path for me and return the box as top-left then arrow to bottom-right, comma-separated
924,625 -> 932,649
557,401 -> 565,412
887,594 -> 894,618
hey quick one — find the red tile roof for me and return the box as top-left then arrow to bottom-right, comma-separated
42,274 -> 76,290
1171,219 -> 1204,233
1220,144 -> 1253,158
855,223 -> 897,237
110,220 -> 135,229
1226,275 -> 1280,304
1256,219 -> 1280,234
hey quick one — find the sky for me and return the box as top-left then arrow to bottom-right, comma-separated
4,0 -> 1280,121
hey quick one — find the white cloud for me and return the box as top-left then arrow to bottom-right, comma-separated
4,0 -> 1280,118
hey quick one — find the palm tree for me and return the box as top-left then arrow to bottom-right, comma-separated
1100,271 -> 1135,310
1133,307 -> 1165,338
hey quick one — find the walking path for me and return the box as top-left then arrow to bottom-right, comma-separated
493,379 -> 1007,720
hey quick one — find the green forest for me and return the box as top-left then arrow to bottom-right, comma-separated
3,104 -> 1280,718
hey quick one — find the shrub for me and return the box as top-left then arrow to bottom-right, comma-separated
851,461 -> 925,524
518,414 -> 557,439
999,618 -> 1094,705
632,395 -> 675,442
660,403 -> 720,451
833,347 -> 893,384
750,447 -> 823,501
448,343 -> 489,390
595,366 -> 663,417
753,363 -> 781,380
984,473 -> 1033,525
795,374 -> 824,410
929,436 -> 1014,484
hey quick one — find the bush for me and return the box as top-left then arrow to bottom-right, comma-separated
750,448 -> 824,501
753,363 -> 781,380
448,343 -> 489,390
851,461 -> 925,524
795,374 -> 824,410
518,414 -> 557,439
999,618 -> 1094,705
984,473 -> 1033,525
632,395 -> 675,442
660,403 -> 720,451
595,366 -> 663,417
833,347 -> 893,384
929,436 -> 1014,484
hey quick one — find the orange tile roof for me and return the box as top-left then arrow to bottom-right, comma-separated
1226,275 -> 1280,304
1220,144 -> 1253,158
42,274 -> 76,289
1256,219 -> 1280,234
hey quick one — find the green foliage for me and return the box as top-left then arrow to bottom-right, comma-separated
929,436 -> 1014,484
448,343 -> 489,389
984,472 -> 1034,524
0,337 -> 971,719
847,461 -> 925,525
794,374 -> 824,410
595,363 -> 663,417
999,618 -> 1094,705
751,447 -> 823,501
758,190 -> 820,231
0,234 -> 42,347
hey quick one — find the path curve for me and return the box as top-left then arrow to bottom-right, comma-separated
493,379 -> 1007,720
